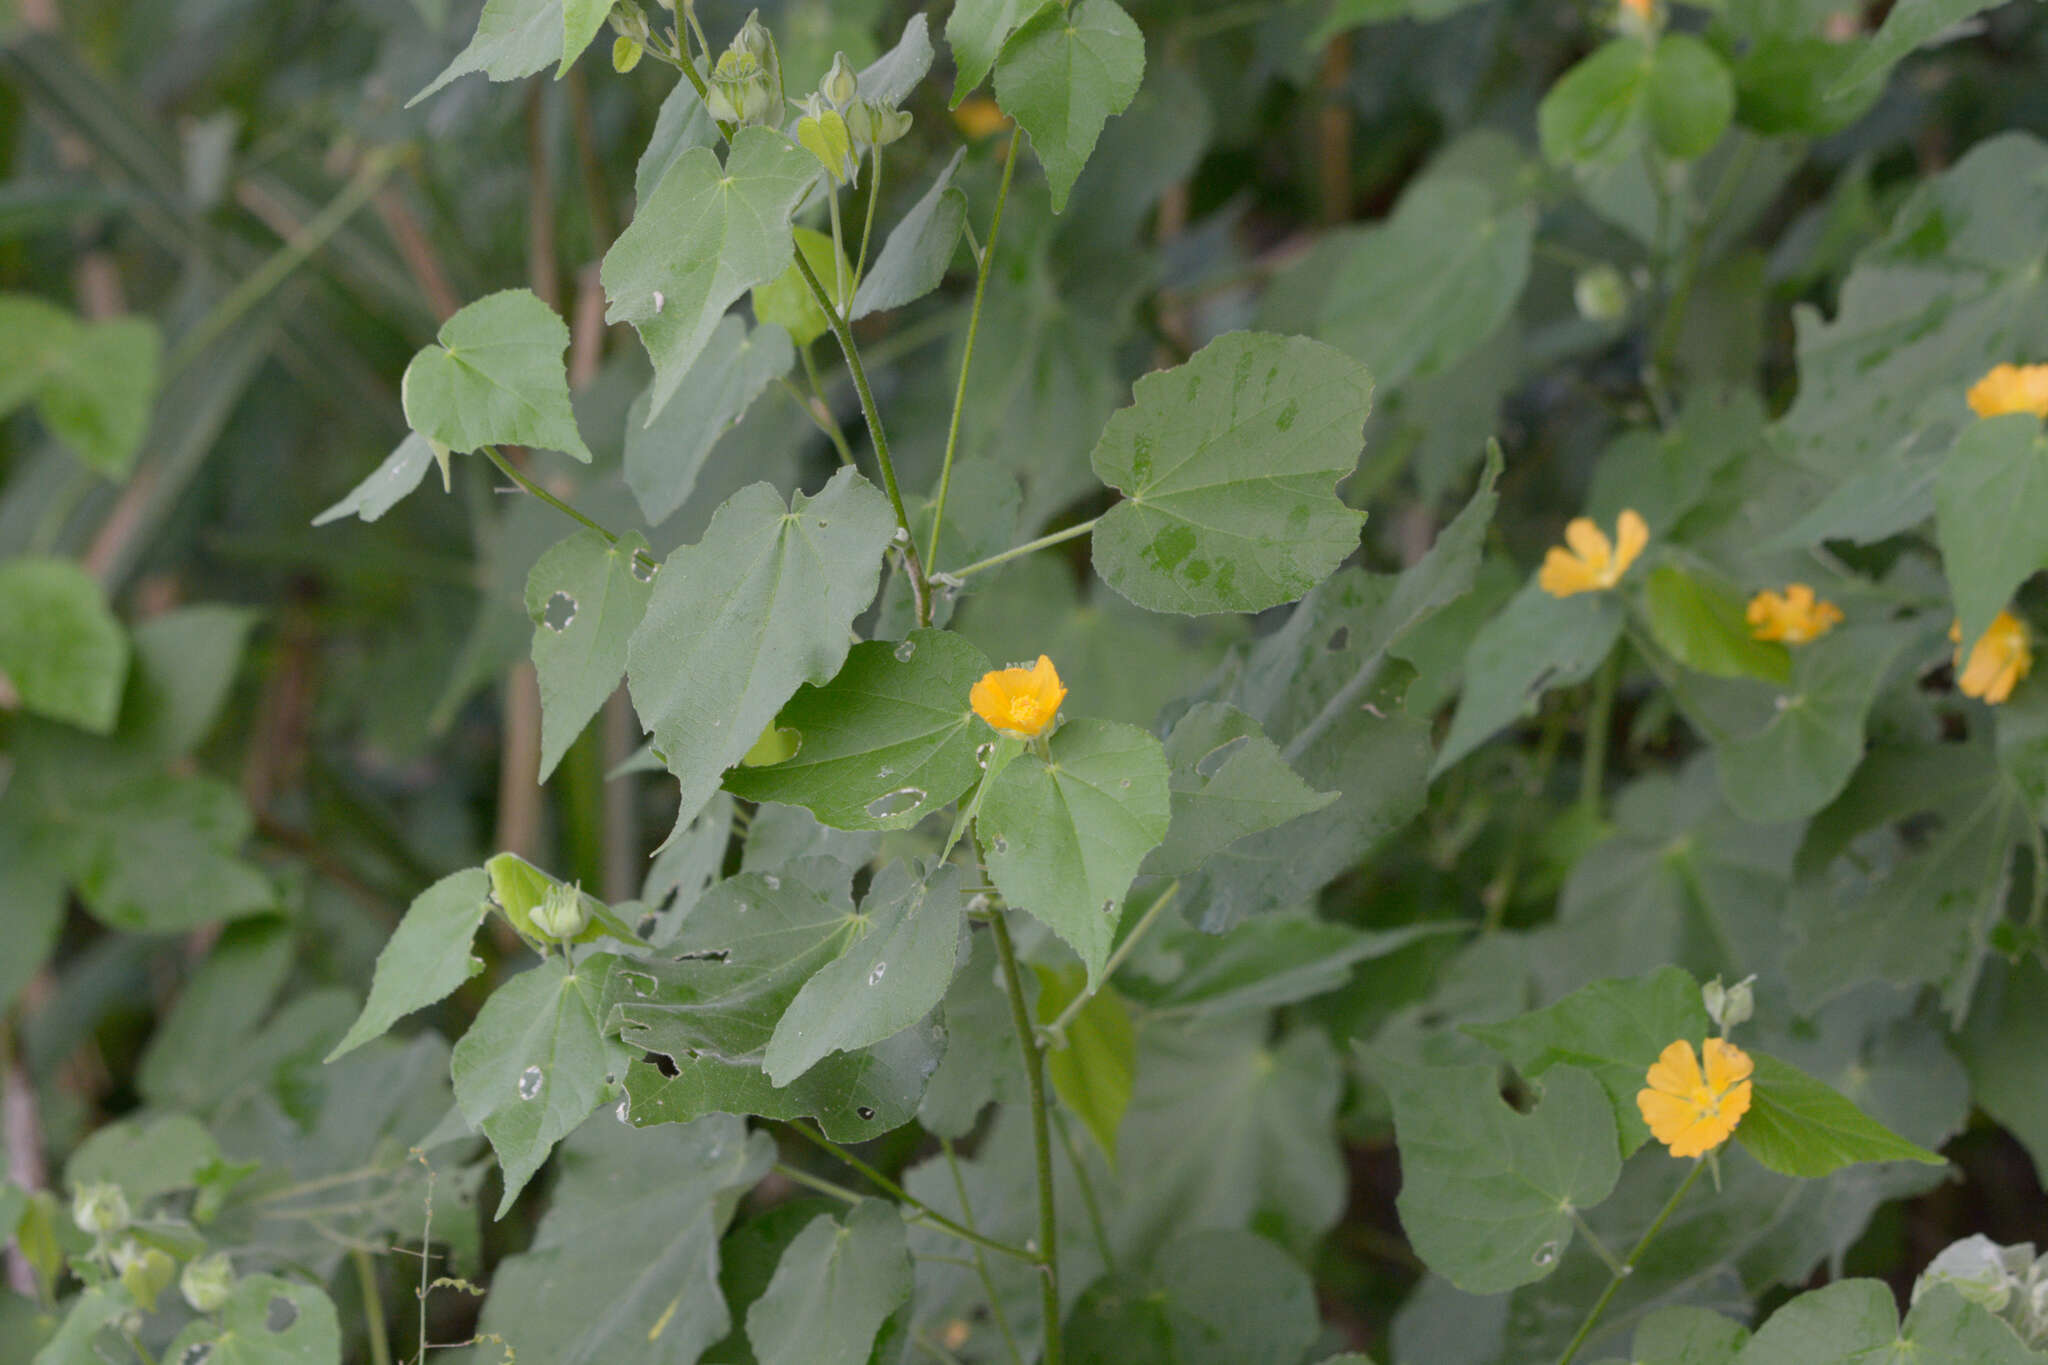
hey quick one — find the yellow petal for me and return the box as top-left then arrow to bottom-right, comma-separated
1644,1040 -> 1703,1097
1563,517 -> 1612,569
1540,548 -> 1600,598
1701,1038 -> 1753,1092
1611,510 -> 1649,578
1967,363 -> 2048,420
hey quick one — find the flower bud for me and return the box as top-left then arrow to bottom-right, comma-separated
531,881 -> 589,942
181,1252 -> 237,1315
821,52 -> 859,111
612,35 -> 644,73
120,1245 -> 177,1314
727,11 -> 783,126
1573,264 -> 1629,323
1702,974 -> 1755,1033
733,9 -> 772,64
72,1182 -> 130,1238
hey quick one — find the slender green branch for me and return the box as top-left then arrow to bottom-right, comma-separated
478,445 -> 657,575
854,145 -> 883,298
780,1132 -> 1039,1264
826,186 -> 850,310
950,518 -> 1101,581
794,349 -> 857,464
944,1139 -> 1026,1365
1578,649 -> 1620,816
1051,1110 -> 1114,1274
927,134 -> 1021,571
989,910 -> 1063,1365
788,245 -> 934,625
1042,880 -> 1179,1041
1555,1160 -> 1706,1365
1651,139 -> 1759,387
354,1248 -> 394,1365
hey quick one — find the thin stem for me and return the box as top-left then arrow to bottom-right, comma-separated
354,1248 -> 394,1365
949,518 -> 1100,580
989,910 -> 1062,1365
780,1135 -> 1039,1265
775,1160 -> 870,1209
1565,1209 -> 1627,1277
1483,704 -> 1567,934
854,145 -> 883,299
927,134 -> 1021,571
479,445 -> 657,576
1555,1160 -> 1705,1365
168,146 -> 402,375
797,347 -> 856,463
1052,1110 -> 1114,1274
778,375 -> 855,464
827,186 -> 850,311
1579,649 -> 1620,817
1651,139 -> 1758,387
944,1138 -> 1026,1365
789,246 -> 933,625
1042,881 -> 1179,1041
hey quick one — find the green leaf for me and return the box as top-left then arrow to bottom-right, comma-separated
0,556 -> 128,733
484,851 -> 638,946
67,1114 -> 222,1203
162,1275 -> 341,1365
1465,967 -> 1711,1156
1735,1052 -> 1947,1178
602,127 -> 819,420
1376,1055 -> 1621,1294
1314,178 -> 1535,391
852,149 -> 969,319
624,318 -> 794,525
1733,1281 -> 2043,1364
978,717 -> 1172,982
746,1201 -> 912,1365
0,296 -> 161,479
526,530 -> 657,782
763,863 -> 968,1085
1146,702 -> 1338,877
412,0 -> 613,103
1035,965 -> 1136,1164
948,0 -> 1048,103
29,1285 -> 124,1365
621,1025 -> 943,1143
328,869 -> 492,1062
121,604 -> 258,760
1631,1306 -> 1750,1364
400,288 -> 591,463
1436,585 -> 1625,776
312,432 -> 439,527
625,469 -> 898,831
1829,0 -> 2009,101
993,0 -> 1146,213
1647,34 -> 1735,160
450,955 -> 631,1215
61,771 -> 273,932
753,228 -> 851,347
1121,914 -> 1457,1019
918,930 -> 1026,1139
1711,625 -> 1909,824
1957,956 -> 2048,1182
1539,39 -> 1653,166
1090,331 -> 1371,615
1644,565 -> 1790,684
1066,1230 -> 1320,1365
139,917 -> 293,1107
1937,413 -> 2048,646
723,628 -> 994,831
469,1113 -> 774,1365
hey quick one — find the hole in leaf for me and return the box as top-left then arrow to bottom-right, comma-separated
265,1296 -> 299,1333
1195,735 -> 1249,779
1326,626 -> 1350,652
865,787 -> 926,820
542,591 -> 578,633
517,1066 -> 544,1100
631,554 -> 659,583
856,1106 -> 876,1120
180,1347 -> 214,1365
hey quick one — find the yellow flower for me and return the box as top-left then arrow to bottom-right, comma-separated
1966,363 -> 2048,420
1951,610 -> 2033,705
1638,1038 -> 1753,1159
970,655 -> 1066,739
1746,584 -> 1844,644
952,97 -> 1013,141
1538,509 -> 1648,598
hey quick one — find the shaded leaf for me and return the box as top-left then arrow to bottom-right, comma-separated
853,149 -> 969,319
526,530 -> 657,782
746,1201 -> 912,1365
400,289 -> 590,463
993,0 -> 1145,213
624,318 -> 794,525
0,555 -> 129,733
1145,702 -> 1337,877
1035,965 -> 1135,1163
1936,413 -> 2048,646
328,869 -> 492,1062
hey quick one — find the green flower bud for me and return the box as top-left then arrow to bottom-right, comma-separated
821,51 -> 859,111
72,1182 -> 130,1238
531,881 -> 589,942
730,10 -> 784,125
181,1252 -> 237,1315
612,35 -> 644,73
607,0 -> 648,39
846,100 -> 909,150
733,9 -> 773,64
1572,264 -> 1629,324
1701,973 -> 1755,1032
874,106 -> 912,148
119,1245 -> 177,1315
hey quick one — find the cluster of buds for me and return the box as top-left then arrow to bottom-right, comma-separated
794,49 -> 913,184
705,11 -> 784,128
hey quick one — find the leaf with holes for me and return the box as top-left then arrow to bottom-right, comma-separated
746,1200 -> 913,1365
451,955 -> 631,1216
0,556 -> 129,734
763,862 -> 967,1085
993,0 -> 1145,213
526,529 -> 657,782
602,126 -> 819,421
625,469 -> 898,831
400,288 -> 590,463
328,868 -> 492,1062
1090,332 -> 1372,615
978,717 -> 1171,982
621,1024 -> 943,1140
161,1275 -> 341,1364
724,628 -> 993,832
624,318 -> 794,525
1375,1053 -> 1621,1294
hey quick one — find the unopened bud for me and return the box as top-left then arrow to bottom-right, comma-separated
531,881 -> 590,942
181,1252 -> 237,1314
612,35 -> 644,73
1702,974 -> 1755,1033
1573,264 -> 1629,323
120,1245 -> 177,1314
72,1182 -> 130,1238
821,52 -> 859,111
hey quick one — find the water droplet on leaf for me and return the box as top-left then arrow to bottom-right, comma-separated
517,1066 -> 544,1100
893,639 -> 916,662
868,962 -> 887,986
865,787 -> 926,819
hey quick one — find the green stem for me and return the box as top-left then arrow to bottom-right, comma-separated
1041,880 -> 1179,1041
948,518 -> 1100,581
780,1134 -> 1038,1265
479,445 -> 657,575
1051,1110 -> 1114,1274
789,246 -> 933,626
1555,1161 -> 1705,1365
854,145 -> 882,300
826,185 -> 850,311
989,910 -> 1062,1365
1579,649 -> 1619,817
1483,704 -> 1567,934
353,1248 -> 394,1365
927,133 -> 1021,571
943,1139 -> 1026,1365
1651,139 -> 1758,387
167,146 -> 402,375
795,349 -> 857,464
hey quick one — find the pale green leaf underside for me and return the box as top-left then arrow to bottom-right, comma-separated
1936,413 -> 2048,647
625,317 -> 794,526
412,0 -> 613,104
526,529 -> 656,782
